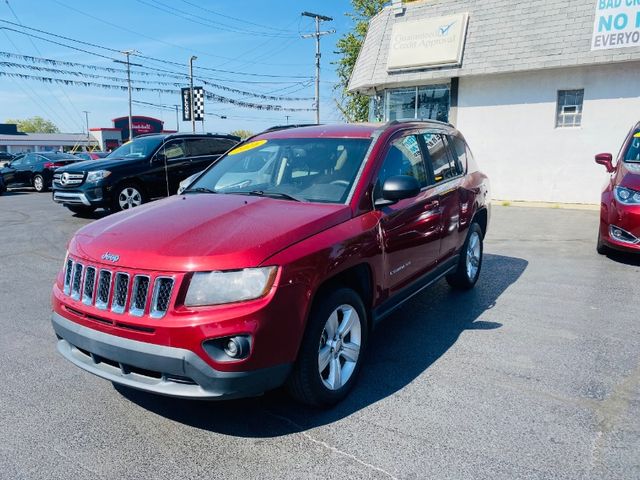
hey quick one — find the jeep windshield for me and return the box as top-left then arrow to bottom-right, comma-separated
624,131 -> 640,163
187,137 -> 371,204
108,136 -> 163,159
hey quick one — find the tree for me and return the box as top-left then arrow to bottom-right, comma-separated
5,116 -> 60,133
230,129 -> 254,140
335,0 -> 387,122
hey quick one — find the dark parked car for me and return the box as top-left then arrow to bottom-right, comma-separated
52,133 -> 240,215
0,151 -> 80,193
51,121 -> 490,406
74,152 -> 110,161
596,121 -> 640,254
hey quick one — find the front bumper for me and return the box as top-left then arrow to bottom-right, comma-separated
601,201 -> 640,253
51,312 -> 292,399
52,186 -> 107,207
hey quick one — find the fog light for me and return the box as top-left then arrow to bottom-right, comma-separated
225,339 -> 239,357
609,225 -> 639,244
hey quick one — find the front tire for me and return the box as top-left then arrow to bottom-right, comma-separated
33,174 -> 47,192
447,222 -> 484,290
287,287 -> 367,407
112,184 -> 145,212
596,229 -> 609,255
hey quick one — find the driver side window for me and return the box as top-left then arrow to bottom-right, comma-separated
375,135 -> 428,198
163,141 -> 186,161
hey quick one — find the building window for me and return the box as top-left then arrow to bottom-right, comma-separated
556,89 -> 584,128
383,85 -> 450,122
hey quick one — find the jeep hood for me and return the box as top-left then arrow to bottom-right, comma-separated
69,194 -> 351,271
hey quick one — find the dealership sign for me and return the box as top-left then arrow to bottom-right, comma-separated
591,0 -> 640,50
387,13 -> 469,71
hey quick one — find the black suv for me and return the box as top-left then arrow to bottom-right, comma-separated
52,133 -> 239,214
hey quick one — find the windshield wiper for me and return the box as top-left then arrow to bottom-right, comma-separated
236,190 -> 304,202
184,187 -> 217,194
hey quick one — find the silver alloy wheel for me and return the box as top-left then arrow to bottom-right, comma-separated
33,175 -> 43,191
466,230 -> 481,280
118,187 -> 142,210
318,304 -> 362,391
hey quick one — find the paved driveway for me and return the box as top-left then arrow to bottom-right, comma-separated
1,191 -> 638,479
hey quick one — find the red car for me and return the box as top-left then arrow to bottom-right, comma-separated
51,121 -> 490,406
596,121 -> 640,254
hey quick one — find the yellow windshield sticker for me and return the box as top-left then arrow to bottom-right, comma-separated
634,132 -> 640,138
228,139 -> 267,155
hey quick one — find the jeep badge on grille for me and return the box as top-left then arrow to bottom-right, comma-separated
101,252 -> 120,263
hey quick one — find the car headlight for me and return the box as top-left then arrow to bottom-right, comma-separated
86,170 -> 111,183
614,186 -> 640,205
184,266 -> 278,306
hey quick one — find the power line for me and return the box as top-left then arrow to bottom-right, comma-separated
50,0 -> 308,68
135,0 -> 296,38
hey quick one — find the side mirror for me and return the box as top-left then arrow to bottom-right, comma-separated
375,175 -> 421,207
153,152 -> 167,163
595,153 -> 614,173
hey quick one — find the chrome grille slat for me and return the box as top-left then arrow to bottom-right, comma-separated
95,270 -> 112,310
71,263 -> 84,300
82,267 -> 97,305
62,258 -> 173,319
53,172 -> 84,187
129,275 -> 150,317
150,277 -> 174,318
63,259 -> 73,295
111,273 -> 130,314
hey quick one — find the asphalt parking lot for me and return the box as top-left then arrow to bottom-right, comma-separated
1,190 -> 639,480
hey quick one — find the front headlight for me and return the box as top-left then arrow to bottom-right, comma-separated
86,170 -> 111,183
184,266 -> 278,306
614,186 -> 640,205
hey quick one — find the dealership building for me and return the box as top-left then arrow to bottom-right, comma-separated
349,0 -> 640,203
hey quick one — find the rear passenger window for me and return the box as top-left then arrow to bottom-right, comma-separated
421,133 -> 457,183
377,135 -> 428,191
186,138 -> 236,157
447,135 -> 467,175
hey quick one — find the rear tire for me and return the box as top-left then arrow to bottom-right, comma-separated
111,183 -> 146,212
66,205 -> 96,216
287,287 -> 367,407
33,174 -> 47,192
447,222 -> 483,290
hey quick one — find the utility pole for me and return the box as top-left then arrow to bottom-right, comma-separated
301,12 -> 334,125
114,50 -> 140,141
189,55 -> 197,134
174,105 -> 180,132
285,115 -> 290,125
83,110 -> 90,150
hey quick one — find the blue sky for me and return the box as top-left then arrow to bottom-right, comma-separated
0,0 -> 355,134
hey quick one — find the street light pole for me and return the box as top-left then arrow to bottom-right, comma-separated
301,12 -> 334,125
189,55 -> 197,134
83,110 -> 90,150
174,105 -> 180,132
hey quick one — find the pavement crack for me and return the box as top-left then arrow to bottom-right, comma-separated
264,410 -> 399,480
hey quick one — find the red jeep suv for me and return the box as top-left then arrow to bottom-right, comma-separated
51,121 -> 490,406
596,122 -> 640,254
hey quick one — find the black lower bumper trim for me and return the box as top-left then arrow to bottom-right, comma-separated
51,312 -> 291,399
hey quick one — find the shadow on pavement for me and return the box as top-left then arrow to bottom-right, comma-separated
116,253 -> 528,437
605,250 -> 640,267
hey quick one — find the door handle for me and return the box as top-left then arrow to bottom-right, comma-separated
424,200 -> 439,210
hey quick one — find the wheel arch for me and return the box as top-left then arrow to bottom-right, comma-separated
473,207 -> 488,239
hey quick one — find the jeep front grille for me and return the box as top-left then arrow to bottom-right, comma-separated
61,259 -> 174,319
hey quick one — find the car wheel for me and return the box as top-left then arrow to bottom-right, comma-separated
596,229 -> 609,255
112,184 -> 145,212
287,287 -> 367,407
33,174 -> 47,192
66,205 -> 96,216
447,222 -> 483,290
